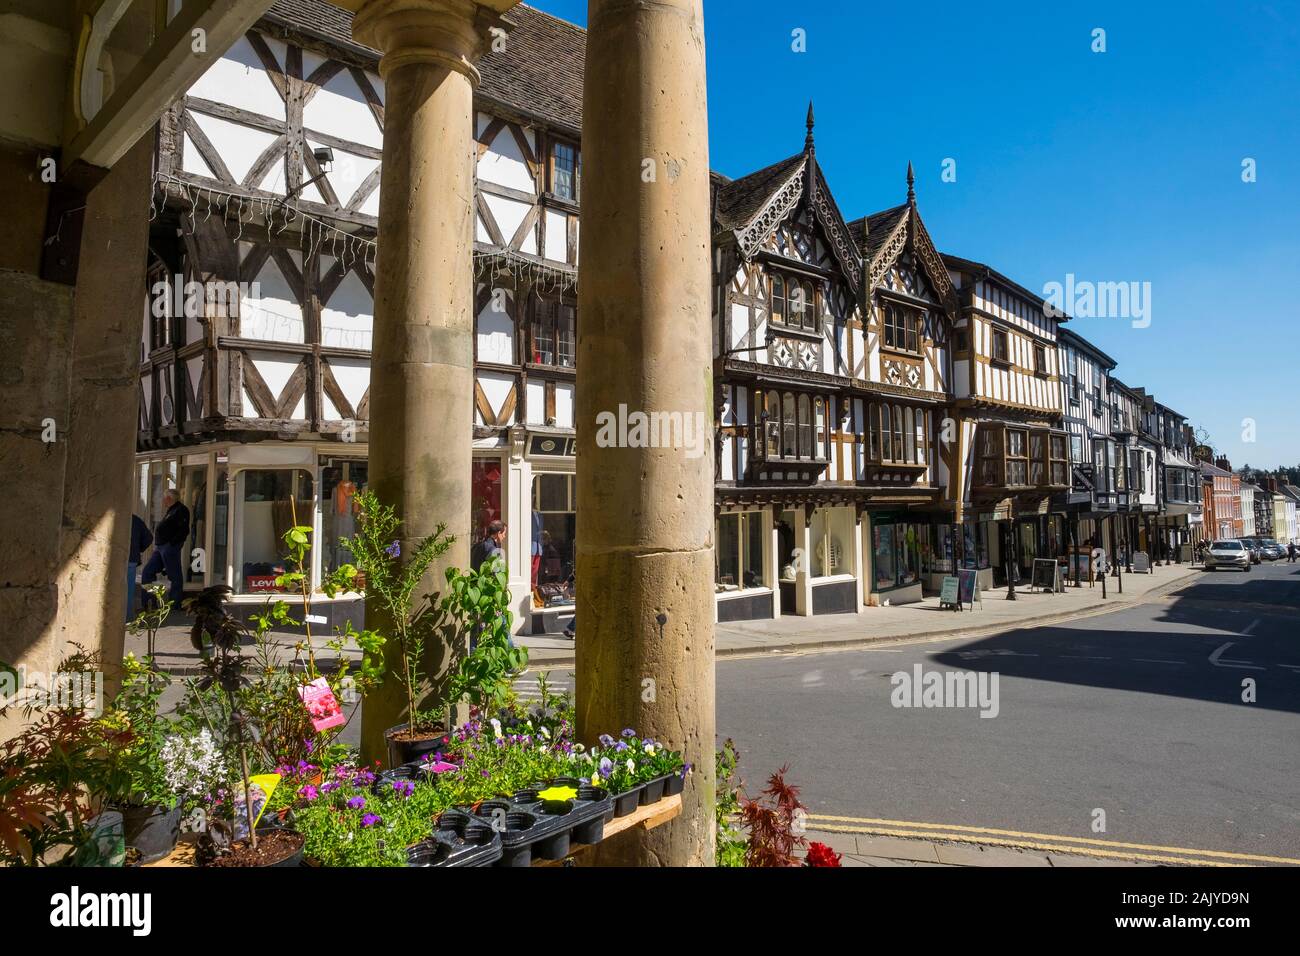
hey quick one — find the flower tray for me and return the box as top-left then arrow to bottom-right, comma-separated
473,782 -> 613,867
637,774 -> 672,806
408,813 -> 502,868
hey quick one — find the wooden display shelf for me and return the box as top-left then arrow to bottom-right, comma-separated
533,794 -> 682,866
145,794 -> 683,868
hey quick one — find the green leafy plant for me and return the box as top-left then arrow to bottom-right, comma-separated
714,738 -> 746,867
128,584 -> 172,662
442,557 -> 528,711
96,653 -> 174,808
342,490 -> 453,734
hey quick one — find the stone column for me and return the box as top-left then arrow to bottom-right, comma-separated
352,0 -> 517,763
575,0 -> 715,866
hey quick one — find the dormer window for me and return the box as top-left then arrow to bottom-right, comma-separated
770,272 -> 819,333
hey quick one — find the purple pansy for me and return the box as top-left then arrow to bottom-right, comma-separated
361,813 -> 383,828
347,796 -> 366,810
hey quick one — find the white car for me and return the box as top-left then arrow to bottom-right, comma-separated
1204,539 -> 1251,572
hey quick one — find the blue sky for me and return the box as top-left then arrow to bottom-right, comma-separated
531,0 -> 1300,469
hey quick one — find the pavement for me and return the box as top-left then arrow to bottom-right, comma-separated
132,559 -> 1197,674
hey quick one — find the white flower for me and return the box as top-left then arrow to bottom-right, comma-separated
160,729 -> 230,798
626,758 -> 635,774
490,718 -> 502,739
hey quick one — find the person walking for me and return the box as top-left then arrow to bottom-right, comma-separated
126,513 -> 153,622
141,488 -> 190,610
471,520 -> 507,572
1288,541 -> 1296,563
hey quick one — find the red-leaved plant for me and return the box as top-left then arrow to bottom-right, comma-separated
805,841 -> 842,867
738,766 -> 807,867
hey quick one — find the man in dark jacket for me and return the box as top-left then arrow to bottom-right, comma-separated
127,514 -> 153,621
142,489 -> 190,609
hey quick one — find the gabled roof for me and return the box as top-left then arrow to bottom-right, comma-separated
942,252 -> 1069,323
1201,461 -> 1232,478
846,204 -> 908,259
1059,328 -> 1118,370
265,0 -> 586,133
714,154 -> 805,232
712,146 -> 862,292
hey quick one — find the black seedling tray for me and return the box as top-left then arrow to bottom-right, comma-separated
474,782 -> 613,866
409,810 -> 501,867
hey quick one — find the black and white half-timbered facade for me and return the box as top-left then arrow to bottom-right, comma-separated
136,0 -> 588,631
1054,328 -> 1122,566
710,131 -> 960,620
943,255 -> 1071,589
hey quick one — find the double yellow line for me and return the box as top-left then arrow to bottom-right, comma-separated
805,814 -> 1300,867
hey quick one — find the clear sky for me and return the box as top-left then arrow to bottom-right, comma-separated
530,0 -> 1300,469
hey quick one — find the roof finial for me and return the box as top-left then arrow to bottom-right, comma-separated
906,161 -> 916,204
805,101 -> 815,152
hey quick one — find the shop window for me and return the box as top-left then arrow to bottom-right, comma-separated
234,469 -> 314,595
776,510 -> 798,580
716,512 -> 766,591
472,459 -> 503,544
179,463 -> 207,588
213,464 -> 228,586
321,459 -> 367,585
873,519 -> 922,590
811,506 -> 854,578
532,473 -> 574,589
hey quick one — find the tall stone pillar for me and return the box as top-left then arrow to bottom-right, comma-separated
352,0 -> 517,763
576,0 -> 716,866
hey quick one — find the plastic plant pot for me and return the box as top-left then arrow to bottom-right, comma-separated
512,788 -> 541,806
611,785 -> 643,818
118,800 -> 182,864
496,812 -> 536,867
407,840 -> 452,867
571,787 -> 609,845
437,809 -> 470,835
639,776 -> 666,806
663,771 -> 686,797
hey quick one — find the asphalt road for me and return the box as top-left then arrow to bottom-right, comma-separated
714,559 -> 1300,859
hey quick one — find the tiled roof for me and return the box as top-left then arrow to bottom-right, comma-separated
264,0 -> 585,133
713,153 -> 804,232
846,204 -> 908,258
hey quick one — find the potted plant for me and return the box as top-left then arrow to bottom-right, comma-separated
441,558 -> 529,714
341,491 -> 455,765
187,586 -> 305,867
97,653 -> 182,863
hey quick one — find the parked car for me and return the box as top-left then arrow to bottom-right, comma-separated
1237,538 -> 1263,564
1204,539 -> 1252,572
1259,539 -> 1286,561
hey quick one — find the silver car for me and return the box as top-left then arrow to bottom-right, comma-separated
1204,539 -> 1251,572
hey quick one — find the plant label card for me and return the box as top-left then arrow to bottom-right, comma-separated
299,677 -> 346,731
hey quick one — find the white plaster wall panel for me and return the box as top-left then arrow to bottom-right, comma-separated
720,435 -> 734,481
476,297 -> 514,364
287,250 -> 302,270
719,385 -> 735,426
729,302 -> 748,350
525,380 -> 545,425
321,272 -> 374,350
304,69 -> 382,149
329,356 -> 370,414
543,209 -> 567,262
186,355 -> 204,409
572,219 -> 579,266
518,224 -> 537,256
555,382 -> 575,428
477,127 -> 536,193
360,188 -> 381,218
476,214 -> 492,244
181,133 -> 216,178
954,358 -> 970,399
190,112 -> 279,184
241,258 -> 304,343
247,350 -> 307,419
184,300 -> 203,346
477,372 -> 514,425
484,194 -> 530,247
189,37 -> 285,121
322,390 -> 341,421
141,371 -> 153,420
